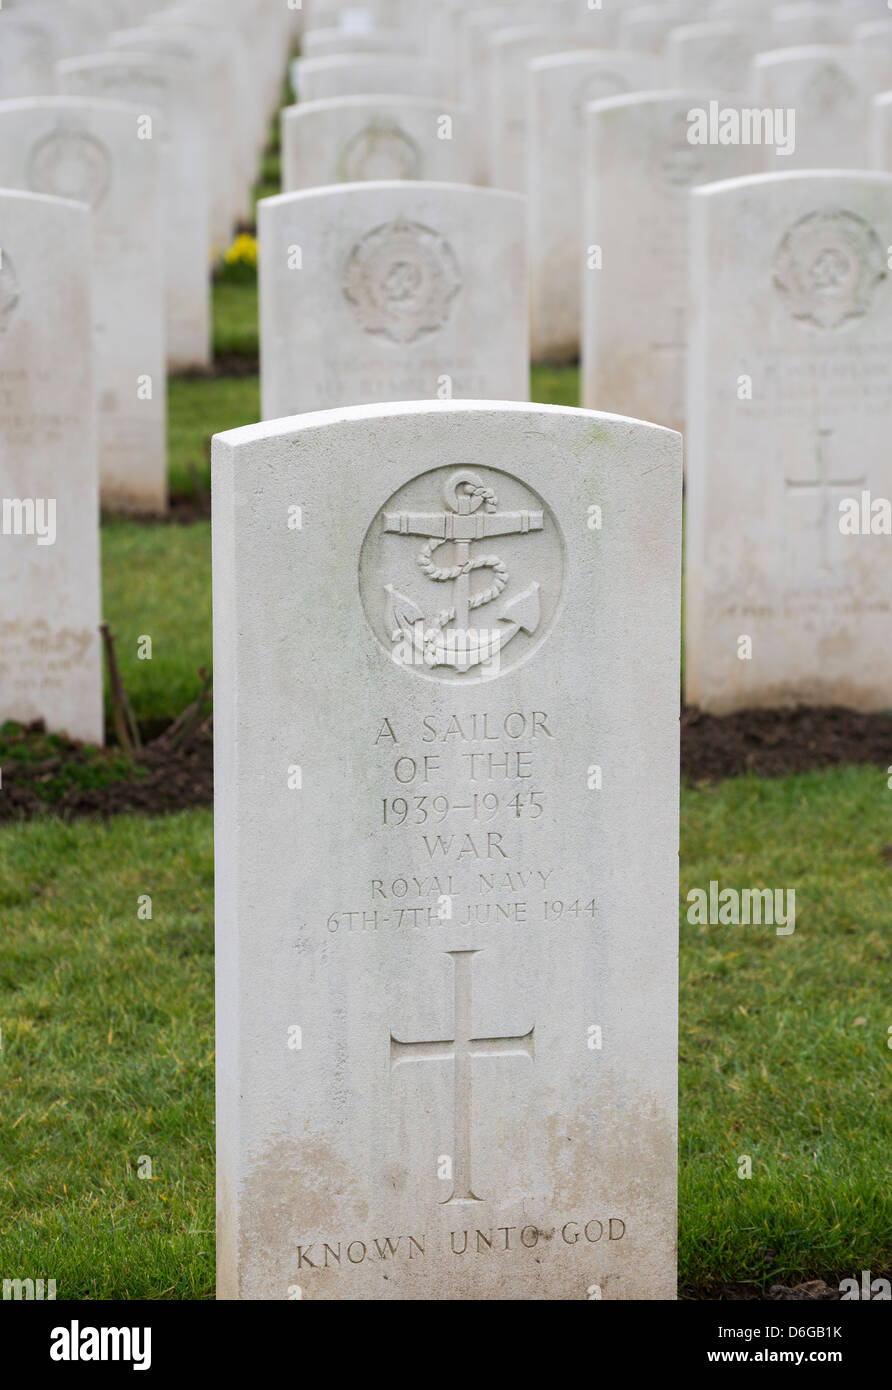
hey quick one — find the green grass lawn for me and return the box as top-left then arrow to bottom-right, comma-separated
168,374 -> 259,500
678,767 -> 892,1293
1,770 -> 889,1298
210,283 -> 261,362
0,814 -> 214,1299
0,207 -> 888,1301
101,521 -> 212,735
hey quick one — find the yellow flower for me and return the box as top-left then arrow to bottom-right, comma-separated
224,234 -> 258,268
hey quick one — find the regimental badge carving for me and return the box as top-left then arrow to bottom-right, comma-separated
338,120 -> 423,182
0,252 -> 20,335
359,465 -> 564,681
573,69 -> 631,125
27,126 -> 112,209
773,210 -> 887,332
342,217 -> 461,344
803,64 -> 856,114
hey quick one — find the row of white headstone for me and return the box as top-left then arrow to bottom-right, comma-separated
255,161 -> 892,709
6,0 -> 892,738
0,0 -> 300,743
301,0 -> 892,63
1,0 -> 887,1303
256,0 -> 892,718
277,60 -> 892,368
293,5 -> 892,185
0,0 -> 296,522
286,7 -> 892,343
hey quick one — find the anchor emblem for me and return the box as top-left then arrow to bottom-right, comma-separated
383,470 -> 544,674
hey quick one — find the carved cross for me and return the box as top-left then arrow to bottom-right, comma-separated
390,949 -> 534,1204
785,428 -> 866,571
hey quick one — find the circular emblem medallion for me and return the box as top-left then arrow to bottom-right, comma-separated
359,465 -> 565,683
773,209 -> 887,331
342,217 -> 462,345
338,120 -> 423,181
27,127 -> 112,209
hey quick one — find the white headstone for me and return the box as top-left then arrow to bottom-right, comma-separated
56,51 -> 211,371
82,1 -> 135,32
259,182 -> 529,418
140,7 -> 257,236
212,397 -> 682,1301
753,46 -> 872,170
424,0 -> 490,90
0,96 -> 166,513
457,6 -> 543,186
550,0 -> 623,42
667,21 -> 761,93
871,89 -> 892,171
582,91 -> 760,433
853,18 -> 892,94
106,26 -> 232,254
292,54 -> 451,104
686,170 -> 892,711
0,3 -> 104,75
302,27 -> 418,59
0,190 -> 103,743
708,0 -> 776,15
528,50 -> 663,363
0,13 -> 57,98
617,3 -> 695,53
489,27 -> 610,194
770,2 -> 854,48
281,97 -> 473,192
336,1 -> 408,27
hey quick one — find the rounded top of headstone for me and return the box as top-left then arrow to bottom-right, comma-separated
752,44 -> 855,68
0,185 -> 91,213
212,398 -> 681,451
668,19 -> 758,41
583,88 -> 723,118
0,95 -> 147,117
257,181 -> 525,212
529,48 -> 645,74
282,95 -> 465,118
689,168 -> 892,201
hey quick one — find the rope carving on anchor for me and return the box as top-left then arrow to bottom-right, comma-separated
417,482 -> 508,634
